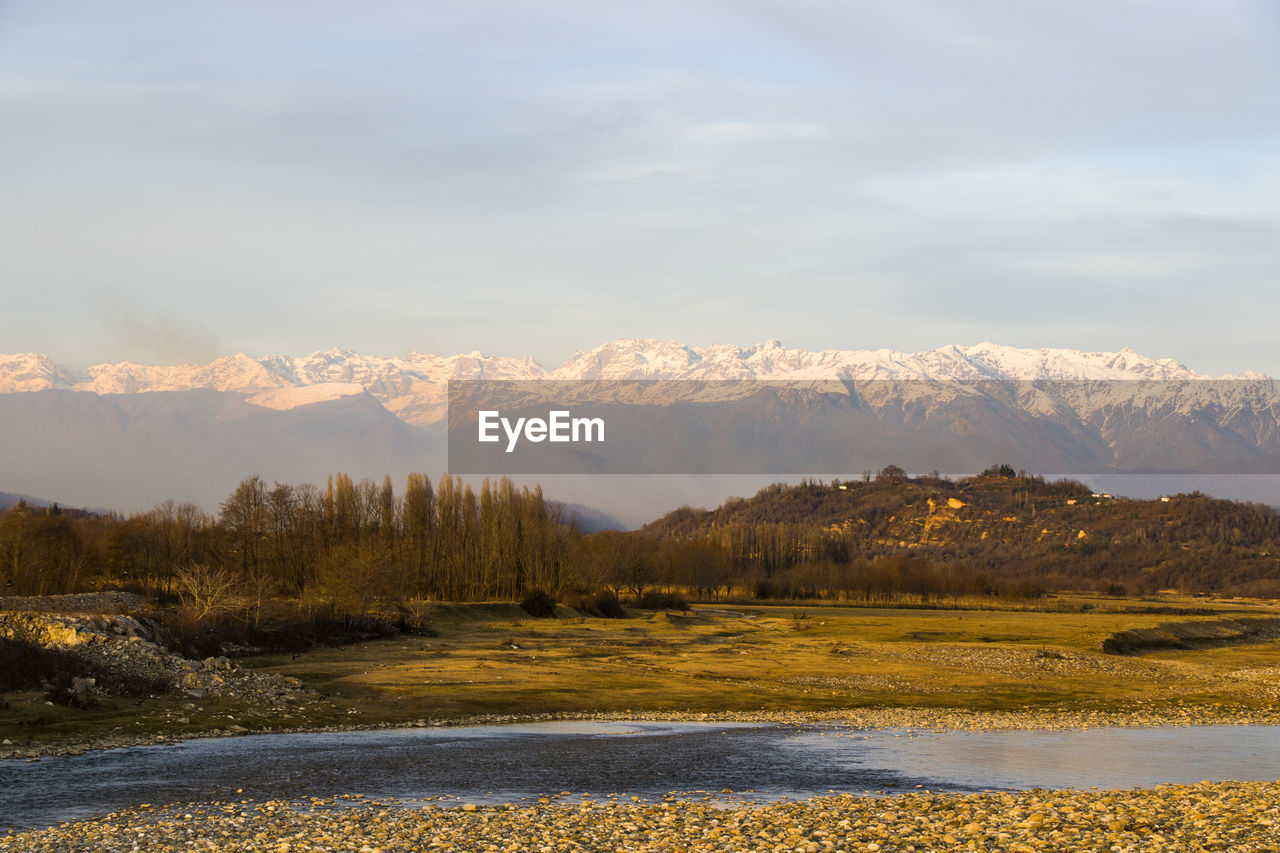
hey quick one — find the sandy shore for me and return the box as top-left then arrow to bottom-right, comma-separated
4,782 -> 1278,852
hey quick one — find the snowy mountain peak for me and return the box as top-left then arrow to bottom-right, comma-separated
553,339 -> 708,379
0,353 -> 79,392
0,341 -> 1267,427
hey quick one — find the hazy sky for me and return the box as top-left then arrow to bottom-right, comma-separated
3,1 -> 1279,375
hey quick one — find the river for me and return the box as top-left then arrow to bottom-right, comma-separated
3,721 -> 1280,830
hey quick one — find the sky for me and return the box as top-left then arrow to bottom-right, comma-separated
2,1 -> 1279,376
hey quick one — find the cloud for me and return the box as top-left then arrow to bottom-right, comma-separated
0,1 -> 1277,375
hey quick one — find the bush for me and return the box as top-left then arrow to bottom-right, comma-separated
565,589 -> 626,618
153,602 -> 434,659
520,588 -> 558,618
634,590 -> 688,611
1006,580 -> 1045,600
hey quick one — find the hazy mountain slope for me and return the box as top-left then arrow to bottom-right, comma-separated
0,389 -> 441,511
550,501 -> 628,533
2,341 -> 1277,516
0,491 -> 52,510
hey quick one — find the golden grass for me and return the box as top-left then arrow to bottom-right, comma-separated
246,595 -> 1280,724
4,594 -> 1278,751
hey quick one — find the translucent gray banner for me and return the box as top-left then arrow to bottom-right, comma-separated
447,379 -> 1280,476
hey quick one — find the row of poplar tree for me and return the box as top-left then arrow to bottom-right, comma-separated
0,474 -> 576,604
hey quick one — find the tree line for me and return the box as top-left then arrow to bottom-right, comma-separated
4,465 -> 1278,616
0,474 -> 575,614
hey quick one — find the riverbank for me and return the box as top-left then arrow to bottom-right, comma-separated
4,780 -> 1278,851
6,599 -> 1280,760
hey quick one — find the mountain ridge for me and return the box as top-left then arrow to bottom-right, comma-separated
2,341 -> 1280,521
1,341 -> 1268,428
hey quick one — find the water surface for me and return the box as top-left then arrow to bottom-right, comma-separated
3,721 -> 1279,831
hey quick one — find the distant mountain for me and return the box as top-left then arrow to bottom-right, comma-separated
0,492 -> 109,518
551,501 -> 628,533
0,348 -> 546,428
2,340 -> 1278,514
0,389 -> 441,512
0,491 -> 52,510
1,341 -> 1265,428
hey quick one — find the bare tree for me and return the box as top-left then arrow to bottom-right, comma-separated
174,562 -> 237,621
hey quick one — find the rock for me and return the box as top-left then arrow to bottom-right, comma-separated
10,783 -> 1280,853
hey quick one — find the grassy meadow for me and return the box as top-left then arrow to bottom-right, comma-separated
250,595 -> 1280,724
4,595 -> 1280,754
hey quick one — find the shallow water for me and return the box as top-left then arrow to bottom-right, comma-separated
3,721 -> 1279,831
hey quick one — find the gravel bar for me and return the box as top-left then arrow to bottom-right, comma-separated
4,782 -> 1279,852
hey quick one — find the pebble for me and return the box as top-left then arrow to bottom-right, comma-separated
3,782 -> 1278,851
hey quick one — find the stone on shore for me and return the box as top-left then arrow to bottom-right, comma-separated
3,781 -> 1278,852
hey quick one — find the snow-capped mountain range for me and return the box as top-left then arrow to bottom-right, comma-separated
2,339 -> 1279,517
0,340 -> 1266,428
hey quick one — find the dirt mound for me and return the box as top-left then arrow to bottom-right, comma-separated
0,611 -> 315,706
1102,617 -> 1280,654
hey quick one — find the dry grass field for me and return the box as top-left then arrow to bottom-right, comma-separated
4,595 -> 1280,754
250,596 -> 1280,725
